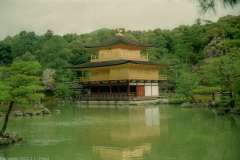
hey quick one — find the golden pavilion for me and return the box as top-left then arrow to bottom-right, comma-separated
68,30 -> 171,100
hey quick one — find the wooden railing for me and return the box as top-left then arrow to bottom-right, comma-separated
76,94 -> 134,100
91,55 -> 98,60
74,75 -> 167,82
91,53 -> 148,62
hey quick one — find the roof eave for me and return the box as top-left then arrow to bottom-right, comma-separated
67,60 -> 171,70
84,43 -> 154,50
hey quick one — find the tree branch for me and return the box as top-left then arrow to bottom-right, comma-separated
218,68 -> 228,76
218,91 -> 230,94
235,75 -> 240,78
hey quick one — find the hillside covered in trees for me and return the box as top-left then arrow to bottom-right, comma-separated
0,15 -> 240,111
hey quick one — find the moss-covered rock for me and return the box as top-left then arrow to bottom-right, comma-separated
0,137 -> 8,145
24,109 -> 36,115
36,110 -> 42,115
0,132 -> 22,145
42,108 -> 51,114
12,111 -> 23,116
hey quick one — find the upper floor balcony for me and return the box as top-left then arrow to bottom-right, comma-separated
74,74 -> 167,83
90,53 -> 148,62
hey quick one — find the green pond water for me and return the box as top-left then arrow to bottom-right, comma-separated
0,104 -> 240,160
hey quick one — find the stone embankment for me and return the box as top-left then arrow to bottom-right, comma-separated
179,101 -> 240,115
10,108 -> 51,117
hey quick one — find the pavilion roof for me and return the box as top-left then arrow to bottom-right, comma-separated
67,60 -> 171,69
84,35 -> 154,49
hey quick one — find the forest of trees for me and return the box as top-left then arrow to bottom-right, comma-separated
0,15 -> 240,110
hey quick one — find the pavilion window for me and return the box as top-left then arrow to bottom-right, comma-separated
112,86 -> 118,93
99,86 -> 110,93
119,85 -> 128,92
91,86 -> 98,93
130,86 -> 136,92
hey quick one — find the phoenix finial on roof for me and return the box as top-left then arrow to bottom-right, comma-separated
116,28 -> 123,36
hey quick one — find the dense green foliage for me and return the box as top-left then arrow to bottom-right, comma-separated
0,15 -> 239,108
0,61 -> 44,105
0,61 -> 45,135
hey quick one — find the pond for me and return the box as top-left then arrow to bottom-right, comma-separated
0,104 -> 240,160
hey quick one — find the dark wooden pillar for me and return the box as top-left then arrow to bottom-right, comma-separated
136,86 -> 139,97
90,86 -> 92,96
98,86 -> 99,96
81,86 -> 84,95
110,84 -> 112,96
127,85 -> 130,95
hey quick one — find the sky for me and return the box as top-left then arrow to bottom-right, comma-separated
0,0 -> 240,40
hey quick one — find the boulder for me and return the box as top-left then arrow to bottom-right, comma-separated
36,110 -> 42,115
23,113 -> 30,117
0,133 -> 22,145
24,109 -> 36,115
0,137 -> 9,145
7,138 -> 13,144
42,108 -> 51,114
12,111 -> 23,116
4,132 -> 22,141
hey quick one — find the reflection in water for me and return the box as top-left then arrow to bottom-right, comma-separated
230,116 -> 237,130
145,107 -> 160,127
0,104 -> 239,159
87,106 -> 168,159
93,144 -> 151,160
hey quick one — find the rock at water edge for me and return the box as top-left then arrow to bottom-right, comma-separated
12,111 -> 23,116
42,108 -> 51,114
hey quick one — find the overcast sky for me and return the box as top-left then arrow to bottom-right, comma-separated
0,0 -> 240,40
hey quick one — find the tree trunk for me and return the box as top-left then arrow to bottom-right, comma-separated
0,102 -> 14,136
212,92 -> 215,101
227,74 -> 235,107
190,95 -> 197,103
218,68 -> 235,107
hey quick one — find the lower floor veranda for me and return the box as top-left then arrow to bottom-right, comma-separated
72,81 -> 162,101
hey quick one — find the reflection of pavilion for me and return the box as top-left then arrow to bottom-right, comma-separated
89,106 -> 168,159
93,144 -> 151,160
